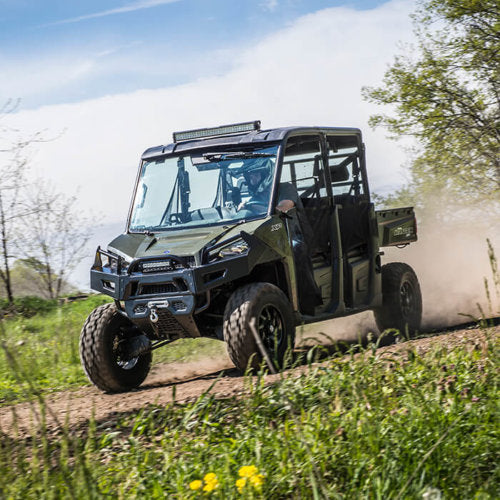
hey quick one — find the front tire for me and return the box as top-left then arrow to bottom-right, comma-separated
223,283 -> 295,372
79,303 -> 152,393
374,262 -> 422,338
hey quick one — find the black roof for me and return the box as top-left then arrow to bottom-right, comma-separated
141,126 -> 361,160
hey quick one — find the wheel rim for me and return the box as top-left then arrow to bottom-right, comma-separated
258,304 -> 284,354
113,334 -> 139,370
400,280 -> 415,319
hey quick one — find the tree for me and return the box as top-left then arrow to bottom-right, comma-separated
0,100 -> 46,303
14,181 -> 92,299
5,258 -> 74,299
1,100 -> 91,301
362,0 -> 500,206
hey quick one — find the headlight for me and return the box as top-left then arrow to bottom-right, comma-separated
218,239 -> 249,259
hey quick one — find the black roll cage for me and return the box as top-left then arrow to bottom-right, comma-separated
126,127 -> 370,233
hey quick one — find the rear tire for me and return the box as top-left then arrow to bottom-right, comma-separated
374,262 -> 422,338
223,283 -> 295,372
79,303 -> 152,393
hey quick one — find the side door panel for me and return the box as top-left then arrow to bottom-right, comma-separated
325,134 -> 373,309
279,134 -> 334,311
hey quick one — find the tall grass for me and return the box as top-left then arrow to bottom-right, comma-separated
1,326 -> 498,499
0,295 -> 112,404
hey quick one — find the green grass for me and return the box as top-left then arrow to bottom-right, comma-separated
1,327 -> 498,499
0,295 -> 113,404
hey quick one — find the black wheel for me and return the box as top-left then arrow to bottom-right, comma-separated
223,282 -> 295,372
79,303 -> 152,393
374,262 -> 422,338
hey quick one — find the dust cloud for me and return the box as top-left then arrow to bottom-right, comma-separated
385,209 -> 500,328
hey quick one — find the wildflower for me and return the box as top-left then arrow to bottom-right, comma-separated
237,465 -> 265,493
203,472 -> 219,492
249,473 -> 264,490
189,480 -> 202,491
238,465 -> 259,478
236,477 -> 247,493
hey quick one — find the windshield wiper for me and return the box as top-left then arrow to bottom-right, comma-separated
129,225 -> 157,235
203,152 -> 273,161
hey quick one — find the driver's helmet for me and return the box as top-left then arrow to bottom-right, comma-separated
243,158 -> 273,196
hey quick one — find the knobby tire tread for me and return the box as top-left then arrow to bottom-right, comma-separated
80,303 -> 151,393
374,262 -> 422,337
223,282 -> 294,372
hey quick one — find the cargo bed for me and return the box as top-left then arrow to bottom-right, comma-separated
376,207 -> 417,247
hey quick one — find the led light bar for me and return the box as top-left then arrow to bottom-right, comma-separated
141,260 -> 172,273
173,121 -> 261,143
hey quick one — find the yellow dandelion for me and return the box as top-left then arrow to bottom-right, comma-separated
202,472 -> 219,492
249,473 -> 264,490
236,477 -> 247,493
238,465 -> 259,478
203,472 -> 217,482
189,479 -> 202,491
203,482 -> 216,493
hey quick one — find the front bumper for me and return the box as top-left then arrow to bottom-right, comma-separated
90,252 -> 252,320
91,266 -> 197,319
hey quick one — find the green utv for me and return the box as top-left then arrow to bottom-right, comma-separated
80,121 -> 421,393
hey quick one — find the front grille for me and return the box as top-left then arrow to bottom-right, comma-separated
153,310 -> 189,339
139,283 -> 178,295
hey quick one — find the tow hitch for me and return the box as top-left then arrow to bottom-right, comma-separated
147,299 -> 170,323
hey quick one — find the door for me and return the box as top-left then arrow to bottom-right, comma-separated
278,134 -> 333,313
325,133 -> 373,308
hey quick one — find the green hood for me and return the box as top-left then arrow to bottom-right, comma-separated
107,219 -> 265,262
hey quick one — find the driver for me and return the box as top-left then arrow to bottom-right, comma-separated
237,158 -> 273,215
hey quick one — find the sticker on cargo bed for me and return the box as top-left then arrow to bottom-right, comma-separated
394,226 -> 414,237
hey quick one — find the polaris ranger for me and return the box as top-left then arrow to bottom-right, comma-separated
80,121 -> 421,392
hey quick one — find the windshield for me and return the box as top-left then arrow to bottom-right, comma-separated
129,145 -> 279,232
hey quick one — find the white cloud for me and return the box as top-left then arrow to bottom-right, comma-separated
46,0 -> 183,26
260,0 -> 279,12
7,0 -> 415,226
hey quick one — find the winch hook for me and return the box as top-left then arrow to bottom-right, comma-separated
149,307 -> 159,323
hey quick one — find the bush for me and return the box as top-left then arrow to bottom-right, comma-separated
0,296 -> 58,318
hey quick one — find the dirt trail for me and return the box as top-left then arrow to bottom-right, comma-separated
1,324 -> 497,438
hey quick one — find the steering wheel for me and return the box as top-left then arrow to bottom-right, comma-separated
245,200 -> 267,209
169,213 -> 182,223
238,200 -> 267,214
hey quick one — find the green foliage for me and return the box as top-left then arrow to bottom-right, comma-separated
363,0 -> 500,206
0,296 -> 58,318
1,329 -> 498,498
0,295 -> 112,404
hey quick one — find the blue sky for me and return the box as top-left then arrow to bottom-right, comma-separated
1,0 -> 389,108
2,0 -> 417,287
